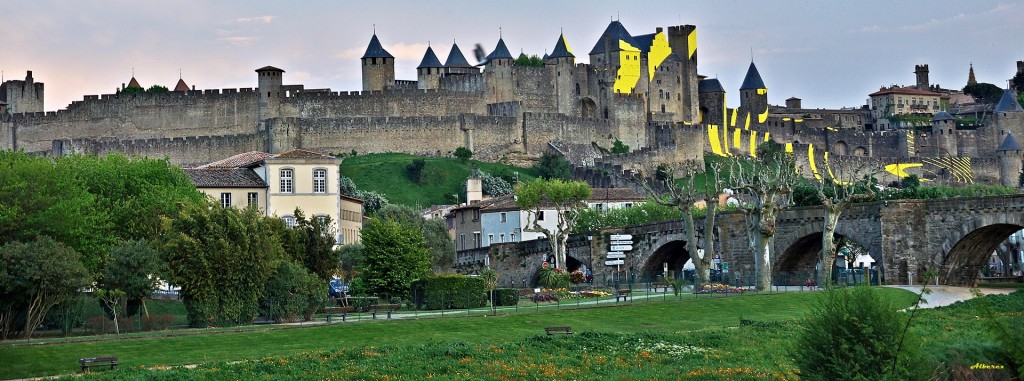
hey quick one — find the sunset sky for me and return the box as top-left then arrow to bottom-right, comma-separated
2,0 -> 1022,111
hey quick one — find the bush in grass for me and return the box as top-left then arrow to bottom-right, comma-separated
263,261 -> 325,323
410,274 -> 487,310
536,267 -> 569,289
792,286 -> 925,381
491,288 -> 520,307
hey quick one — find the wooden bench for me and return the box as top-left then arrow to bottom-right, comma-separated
369,304 -> 399,319
615,289 -> 632,302
651,282 -> 670,292
323,306 -> 355,323
80,357 -> 118,372
545,326 -> 573,335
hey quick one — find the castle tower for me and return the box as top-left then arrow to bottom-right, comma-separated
361,33 -> 395,92
588,21 -> 641,95
915,64 -> 929,90
443,42 -> 478,76
997,132 -> 1022,187
739,61 -> 768,124
697,78 -> 726,126
986,89 -> 1024,159
967,63 -> 977,86
173,77 -> 190,93
785,97 -> 802,109
256,66 -> 284,120
482,36 -> 514,103
548,33 -> 577,115
667,25 -> 700,124
0,71 -> 44,113
416,45 -> 444,90
931,110 -> 957,157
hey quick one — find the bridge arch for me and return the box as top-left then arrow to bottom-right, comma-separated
773,222 -> 879,285
631,231 -> 694,282
935,215 -> 1024,286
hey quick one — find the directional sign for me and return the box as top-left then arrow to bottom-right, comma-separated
606,252 -> 626,259
610,240 -> 633,245
610,234 -> 633,241
722,262 -> 729,272
605,259 -> 625,266
610,245 -> 633,252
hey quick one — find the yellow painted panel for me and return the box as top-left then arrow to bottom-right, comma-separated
614,40 -> 641,94
758,105 -> 769,123
733,126 -> 741,148
750,131 -> 758,158
763,132 -> 770,142
708,125 -> 725,155
785,143 -> 793,153
823,152 -> 851,185
808,144 -> 822,180
687,28 -> 697,60
884,163 -> 922,178
757,88 -> 767,95
794,119 -> 803,123
744,112 -> 751,130
783,117 -> 791,121
731,108 -> 738,127
647,32 -> 671,81
562,35 -> 573,55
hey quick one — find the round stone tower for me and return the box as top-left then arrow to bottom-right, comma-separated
997,132 -> 1022,187
482,37 -> 514,103
697,78 -> 726,126
739,61 -> 768,123
256,66 -> 284,120
361,33 -> 395,92
547,33 -> 576,115
416,46 -> 443,90
930,110 -> 957,157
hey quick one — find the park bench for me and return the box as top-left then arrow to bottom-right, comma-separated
323,306 -> 355,323
79,357 -> 118,372
651,282 -> 670,292
545,326 -> 574,335
615,289 -> 632,302
369,304 -> 399,319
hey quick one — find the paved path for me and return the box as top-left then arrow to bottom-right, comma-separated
884,285 -> 1015,309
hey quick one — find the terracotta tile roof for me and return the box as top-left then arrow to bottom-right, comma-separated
184,168 -> 268,188
272,149 -> 336,160
199,151 -> 272,168
869,86 -> 941,97
468,188 -> 647,212
173,78 -> 189,92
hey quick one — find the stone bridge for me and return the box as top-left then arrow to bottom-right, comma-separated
457,194 -> 1024,287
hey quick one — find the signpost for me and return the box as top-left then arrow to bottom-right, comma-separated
606,252 -> 625,259
610,234 -> 633,241
606,235 -> 635,284
610,245 -> 633,252
605,259 -> 625,266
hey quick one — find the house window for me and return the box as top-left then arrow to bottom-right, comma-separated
511,233 -> 516,242
247,192 -> 258,208
488,234 -> 494,245
473,232 -> 481,248
220,193 -> 232,208
537,211 -> 545,221
313,169 -> 327,193
282,215 -> 296,228
500,233 -> 505,243
460,234 -> 466,250
280,169 -> 293,193
473,209 -> 480,221
315,215 -> 328,225
500,212 -> 507,223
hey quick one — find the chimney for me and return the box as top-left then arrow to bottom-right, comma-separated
466,177 -> 483,204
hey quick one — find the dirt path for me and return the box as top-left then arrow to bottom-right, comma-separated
884,285 -> 1015,309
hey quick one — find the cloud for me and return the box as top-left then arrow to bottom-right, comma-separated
218,36 -> 257,46
228,16 -> 274,24
335,42 -> 429,61
850,25 -> 884,34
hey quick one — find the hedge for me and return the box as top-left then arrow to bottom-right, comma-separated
410,274 -> 487,310
490,288 -> 520,307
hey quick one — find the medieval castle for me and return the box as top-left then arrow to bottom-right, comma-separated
1,20 -> 1022,187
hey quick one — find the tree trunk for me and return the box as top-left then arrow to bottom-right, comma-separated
751,231 -> 774,290
698,202 -> 719,285
682,207 -> 706,284
556,234 -> 569,270
819,211 -> 842,288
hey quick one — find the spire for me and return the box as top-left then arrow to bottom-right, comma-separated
994,88 -> 1024,112
739,61 -> 766,90
361,33 -> 393,59
444,42 -> 473,68
967,63 -> 977,86
588,20 -> 637,55
416,46 -> 443,69
482,36 -> 513,64
548,33 -> 574,59
173,78 -> 189,92
997,132 -> 1022,152
126,75 -> 142,89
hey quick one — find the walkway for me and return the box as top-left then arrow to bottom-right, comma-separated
885,285 -> 1015,309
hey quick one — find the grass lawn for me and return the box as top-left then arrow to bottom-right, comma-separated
340,153 -> 541,208
0,289 -> 919,379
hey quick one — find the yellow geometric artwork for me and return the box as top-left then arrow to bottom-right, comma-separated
614,40 -> 641,94
647,32 -> 671,81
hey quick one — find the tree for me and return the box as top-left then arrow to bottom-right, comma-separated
629,160 -> 724,285
99,240 -> 164,318
287,210 -> 340,281
481,268 -> 498,313
611,139 -> 630,154
1013,71 -> 1024,93
534,151 -> 571,180
471,168 -> 513,196
514,53 -> 544,67
358,219 -> 431,300
161,201 -> 284,327
731,151 -> 801,290
358,190 -> 390,216
146,85 -> 169,93
94,289 -> 126,334
263,261 -> 324,323
515,179 -> 591,269
963,83 -> 1004,105
405,158 -> 428,184
375,204 -> 456,271
339,176 -> 359,198
453,147 -> 473,162
0,237 -> 90,339
813,159 -> 879,287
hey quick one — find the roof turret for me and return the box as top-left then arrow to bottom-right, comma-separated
173,78 -> 189,92
548,34 -> 574,59
739,61 -> 765,90
417,46 -> 443,69
361,34 -> 394,59
126,76 -> 142,89
932,110 -> 954,121
444,43 -> 473,68
698,78 -> 725,93
997,132 -> 1022,152
994,89 -> 1023,112
483,38 -> 513,63
589,20 -> 638,55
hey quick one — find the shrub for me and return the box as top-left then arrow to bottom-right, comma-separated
410,274 -> 487,310
405,159 -> 427,185
453,147 -> 473,162
263,262 -> 325,323
791,286 -> 925,381
536,267 -> 570,289
491,288 -> 520,307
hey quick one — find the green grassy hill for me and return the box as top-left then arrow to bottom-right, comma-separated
340,153 -> 541,208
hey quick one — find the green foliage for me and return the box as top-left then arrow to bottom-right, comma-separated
409,274 -> 487,310
472,168 -> 513,196
899,174 -> 920,189
0,237 -> 91,339
611,139 -> 630,154
491,288 -> 519,306
337,243 -> 364,281
121,85 -> 144,94
161,201 -> 284,327
99,240 -> 163,316
405,158 -> 428,185
359,219 -> 431,301
285,210 -> 339,281
375,204 -> 456,271
338,176 -> 359,198
263,261 -> 325,323
453,147 -> 473,162
792,286 -> 924,381
534,151 -> 571,180
963,83 -> 1004,105
146,85 -> 169,93
514,53 -> 544,67
574,201 -> 683,233
515,178 -> 591,212
536,267 -> 569,288
358,190 -> 390,216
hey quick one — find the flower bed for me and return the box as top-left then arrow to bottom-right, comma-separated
695,283 -> 747,294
